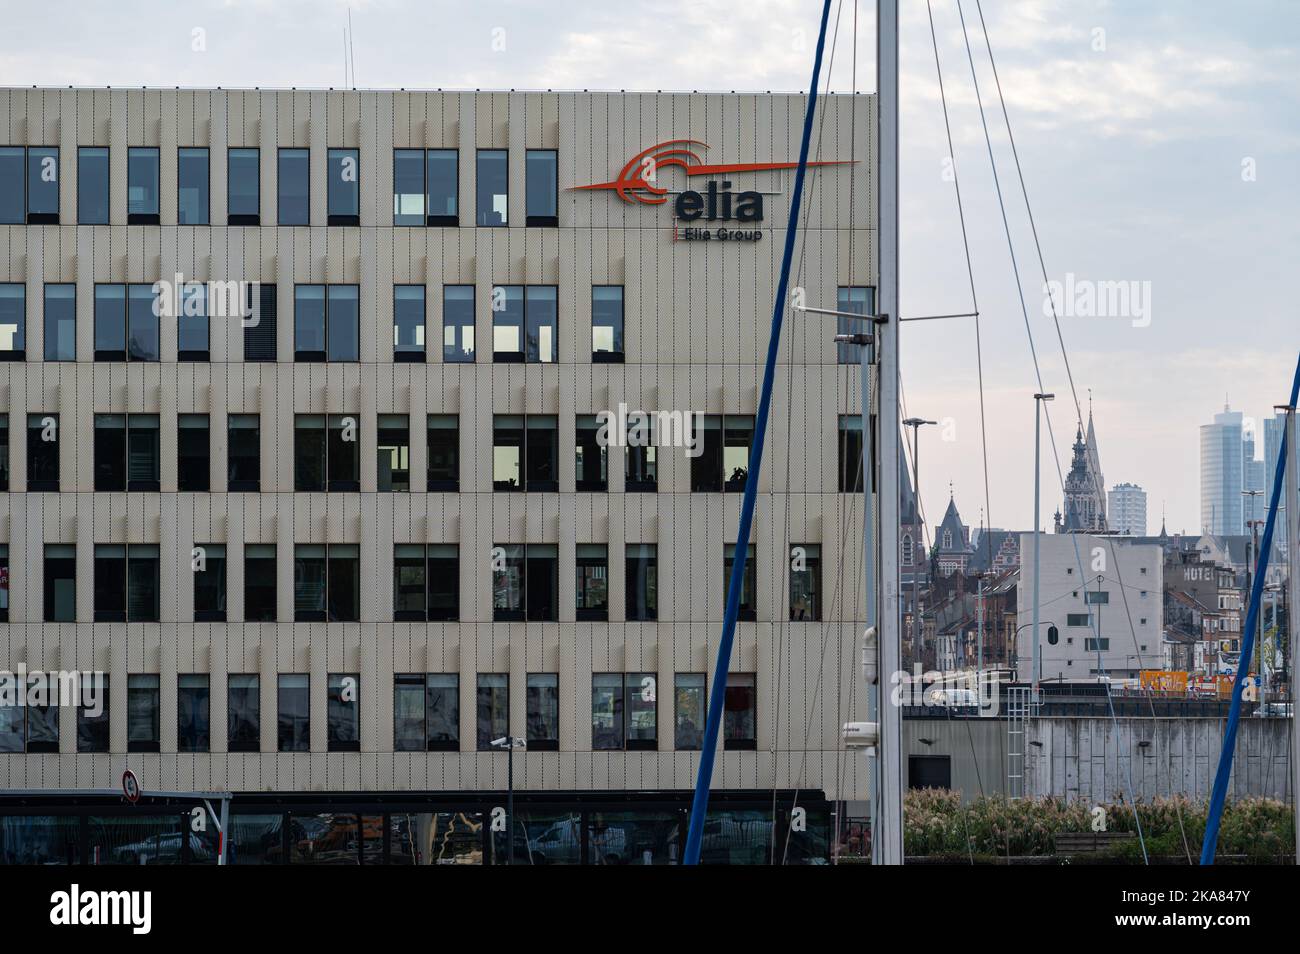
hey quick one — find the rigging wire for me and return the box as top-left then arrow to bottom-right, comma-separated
969,0 -> 1192,861
952,0 -> 1153,862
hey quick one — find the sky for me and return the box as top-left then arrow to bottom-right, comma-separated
2,0 -> 1297,537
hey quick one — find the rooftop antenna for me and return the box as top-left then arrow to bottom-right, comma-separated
347,8 -> 357,88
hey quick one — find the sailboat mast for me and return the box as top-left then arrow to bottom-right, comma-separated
874,0 -> 905,867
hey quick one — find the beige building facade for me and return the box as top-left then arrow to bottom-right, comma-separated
0,87 -> 873,863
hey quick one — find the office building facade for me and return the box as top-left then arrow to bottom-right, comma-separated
0,87 -> 873,864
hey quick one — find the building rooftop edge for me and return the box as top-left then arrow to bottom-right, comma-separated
2,85 -> 877,96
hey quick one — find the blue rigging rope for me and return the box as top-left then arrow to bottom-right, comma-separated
682,0 -> 833,866
1201,352 -> 1300,864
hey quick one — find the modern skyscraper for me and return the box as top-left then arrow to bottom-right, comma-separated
1107,482 -> 1147,535
1200,404 -> 1248,536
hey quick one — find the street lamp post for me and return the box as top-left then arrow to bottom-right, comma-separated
1032,393 -> 1055,698
902,417 -> 937,668
491,735 -> 527,864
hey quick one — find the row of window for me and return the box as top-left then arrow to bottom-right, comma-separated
0,539 -> 823,623
0,146 -> 556,228
0,411 -> 867,495
0,671 -> 758,754
0,282 -> 628,363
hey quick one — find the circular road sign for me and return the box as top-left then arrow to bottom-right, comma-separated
122,769 -> 142,804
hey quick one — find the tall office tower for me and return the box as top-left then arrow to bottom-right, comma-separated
1107,482 -> 1147,535
1201,404 -> 1244,536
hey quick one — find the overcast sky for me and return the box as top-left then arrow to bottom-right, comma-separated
3,0 -> 1296,536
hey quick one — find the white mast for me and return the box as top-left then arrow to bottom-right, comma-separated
874,0 -> 904,867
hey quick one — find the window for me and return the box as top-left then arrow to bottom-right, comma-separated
626,414 -> 657,492
492,414 -> 557,491
178,675 -> 211,752
3,146 -> 60,224
244,543 -> 277,622
909,755 -> 952,790
44,283 -> 75,361
838,415 -> 865,493
93,413 -> 160,491
0,283 -> 24,359
442,285 -> 475,362
327,148 -> 359,225
836,286 -> 874,364
575,544 -> 608,621
394,148 -> 458,226
790,544 -> 822,621
278,674 -> 310,752
426,149 -> 459,225
592,673 -> 657,750
93,544 -> 160,622
228,414 -> 261,491
377,414 -> 410,491
394,543 -> 459,622
0,545 -> 7,622
93,283 -> 159,362
902,533 -> 914,566
127,674 -> 160,752
525,149 -> 557,226
1084,637 -> 1110,652
0,147 -> 19,223
177,282 -> 209,360
177,147 -> 210,224
492,543 -> 558,622
626,544 -> 658,621
724,673 -> 757,749
328,673 -> 360,751
427,414 -> 459,491
295,284 -> 359,361
725,543 -> 758,622
575,415 -> 608,491
691,416 -> 723,492
178,414 -> 210,492
476,674 -> 509,750
293,543 -> 360,622
393,149 -> 426,226
244,282 -> 277,361
394,674 -> 459,751
592,286 -> 624,361
1085,590 -> 1110,605
1067,613 -> 1091,627
26,413 -> 58,490
675,674 -> 706,750
393,285 -> 425,361
0,677 -> 58,753
44,544 -> 76,622
723,416 -> 755,492
227,674 -> 261,752
526,673 -> 559,750
277,148 -> 309,225
227,148 -> 260,224
27,146 -> 59,222
0,415 -> 6,491
294,414 -> 359,492
77,675 -> 109,753
193,543 -> 227,622
127,147 -> 159,223
77,146 -> 109,224
476,149 -> 508,226
492,285 -> 557,363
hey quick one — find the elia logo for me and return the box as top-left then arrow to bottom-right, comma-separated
573,139 -> 849,240
49,884 -> 152,934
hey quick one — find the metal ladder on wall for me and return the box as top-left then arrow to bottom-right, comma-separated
1006,686 -> 1034,799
